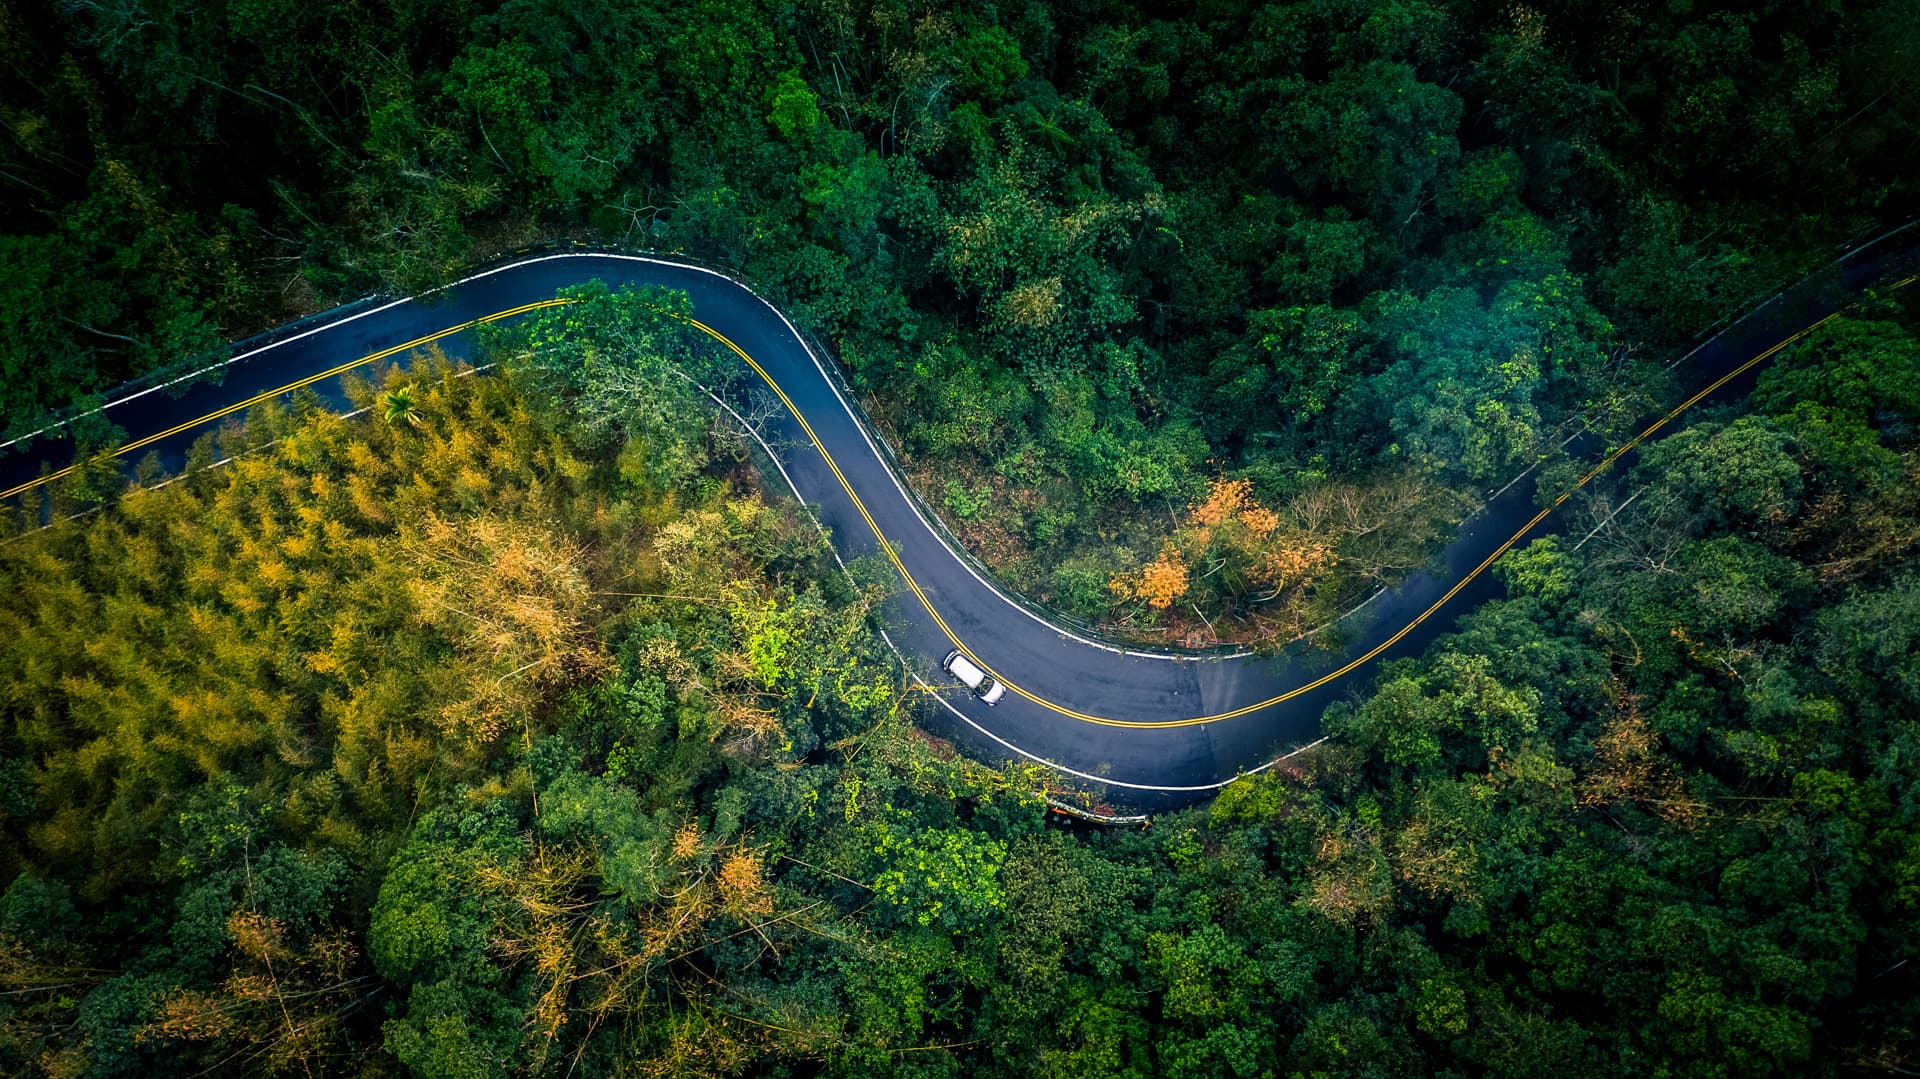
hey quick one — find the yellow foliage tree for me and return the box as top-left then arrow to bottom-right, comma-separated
1581,678 -> 1705,829
407,513 -> 612,744
1111,546 -> 1190,610
137,912 -> 364,1074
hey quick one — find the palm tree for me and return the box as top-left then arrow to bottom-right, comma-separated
380,386 -> 425,429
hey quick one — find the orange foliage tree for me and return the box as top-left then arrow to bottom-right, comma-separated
1109,477 -> 1342,644
1111,545 -> 1191,609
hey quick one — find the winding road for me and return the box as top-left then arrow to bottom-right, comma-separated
3,244 -> 1913,811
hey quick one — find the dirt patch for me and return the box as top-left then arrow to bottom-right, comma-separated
899,459 -> 1036,577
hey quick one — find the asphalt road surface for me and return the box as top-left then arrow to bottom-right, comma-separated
3,244 -> 1913,812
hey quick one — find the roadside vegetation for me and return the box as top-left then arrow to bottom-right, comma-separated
3,0 -> 1920,1074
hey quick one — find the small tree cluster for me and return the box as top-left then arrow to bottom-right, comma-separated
1110,477 -> 1340,644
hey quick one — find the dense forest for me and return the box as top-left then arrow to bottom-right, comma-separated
3,0 -> 1920,1074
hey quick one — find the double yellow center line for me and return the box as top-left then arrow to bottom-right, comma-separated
0,298 -> 570,502
9,275 -> 1910,729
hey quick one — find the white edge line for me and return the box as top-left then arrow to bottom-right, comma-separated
1479,221 -> 1919,520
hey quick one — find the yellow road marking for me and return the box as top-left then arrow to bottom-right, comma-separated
10,272 -> 1915,728
0,299 -> 571,501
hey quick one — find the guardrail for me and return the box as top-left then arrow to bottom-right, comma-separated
1676,218 -> 1920,349
1455,217 -> 1920,524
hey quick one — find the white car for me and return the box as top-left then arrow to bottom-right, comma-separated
943,649 -> 1006,705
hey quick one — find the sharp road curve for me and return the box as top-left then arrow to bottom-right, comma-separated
3,247 -> 1912,811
